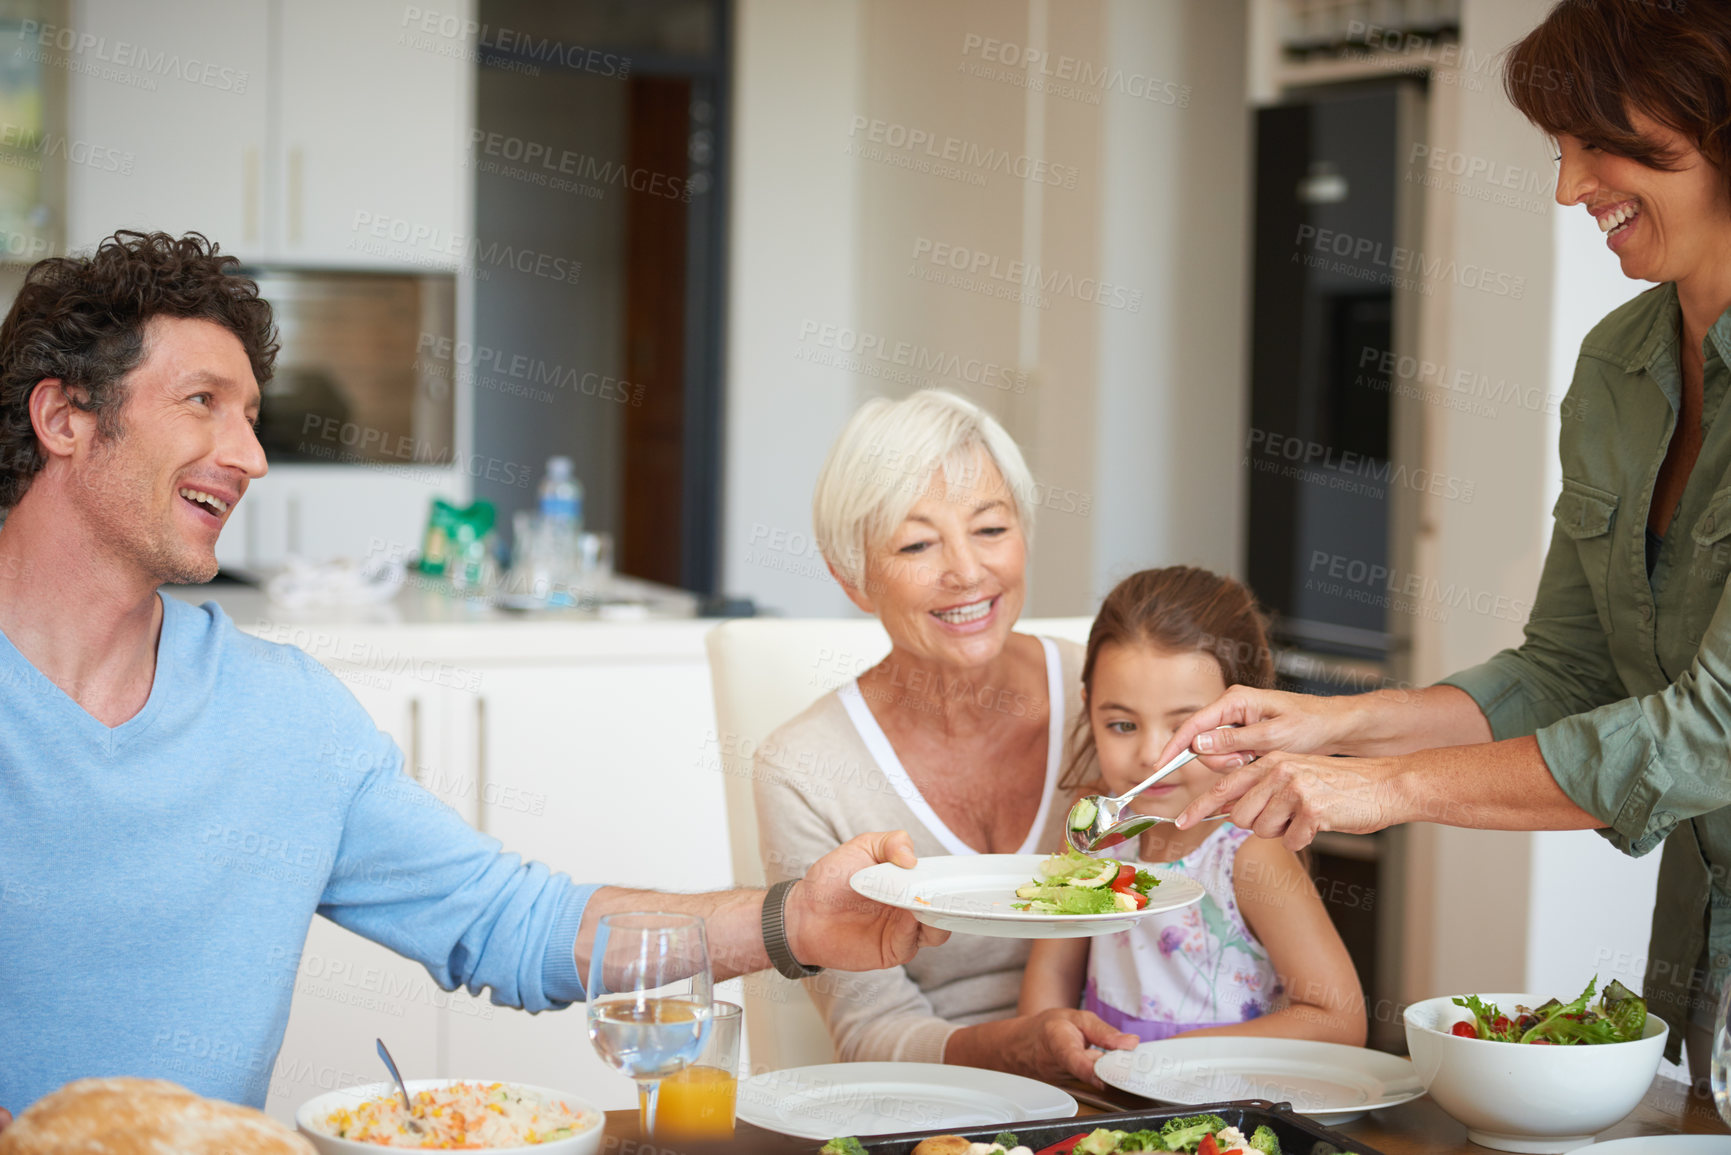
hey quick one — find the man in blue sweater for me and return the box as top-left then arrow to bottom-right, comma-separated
0,233 -> 946,1121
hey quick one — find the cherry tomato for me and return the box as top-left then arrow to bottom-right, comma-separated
1116,864 -> 1136,885
1451,1021 -> 1478,1038
1531,1038 -> 1554,1045
1492,1016 -> 1512,1034
1198,1136 -> 1220,1155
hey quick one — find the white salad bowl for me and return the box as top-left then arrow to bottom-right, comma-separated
1403,993 -> 1667,1153
296,1078 -> 604,1155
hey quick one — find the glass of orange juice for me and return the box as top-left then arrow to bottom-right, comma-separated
640,1000 -> 742,1139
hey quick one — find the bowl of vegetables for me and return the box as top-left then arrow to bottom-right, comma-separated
1403,978 -> 1666,1153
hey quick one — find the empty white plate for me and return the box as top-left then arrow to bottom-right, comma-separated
1095,1036 -> 1425,1122
734,1061 -> 1078,1140
849,854 -> 1205,940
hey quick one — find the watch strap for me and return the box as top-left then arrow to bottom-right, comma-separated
762,878 -> 823,979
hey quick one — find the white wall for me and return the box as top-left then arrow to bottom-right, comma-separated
1092,0 -> 1249,599
724,0 -> 1251,616
722,0 -> 863,617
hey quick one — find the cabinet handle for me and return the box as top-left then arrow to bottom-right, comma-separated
288,146 -> 304,245
408,696 -> 423,784
243,147 -> 260,244
475,695 -> 488,834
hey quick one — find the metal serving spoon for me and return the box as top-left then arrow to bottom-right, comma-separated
375,1038 -> 424,1135
1065,745 -> 1234,853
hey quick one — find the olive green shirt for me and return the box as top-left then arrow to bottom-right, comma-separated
1441,282 -> 1731,1061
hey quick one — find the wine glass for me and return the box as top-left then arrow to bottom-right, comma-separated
586,913 -> 713,1135
1713,973 -> 1731,1122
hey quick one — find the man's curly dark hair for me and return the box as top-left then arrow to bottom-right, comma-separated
0,230 -> 279,509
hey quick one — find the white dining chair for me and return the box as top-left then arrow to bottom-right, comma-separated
704,615 -> 1094,1074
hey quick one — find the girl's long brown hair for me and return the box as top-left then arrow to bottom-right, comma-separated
1060,566 -> 1276,791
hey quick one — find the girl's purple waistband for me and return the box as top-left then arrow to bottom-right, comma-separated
1084,987 -> 1245,1042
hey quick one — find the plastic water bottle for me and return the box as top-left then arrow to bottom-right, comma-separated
539,456 -> 583,531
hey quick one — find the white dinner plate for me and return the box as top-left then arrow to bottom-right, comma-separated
1095,1036 -> 1426,1122
1587,1140 -> 1731,1153
734,1061 -> 1077,1140
848,854 -> 1206,939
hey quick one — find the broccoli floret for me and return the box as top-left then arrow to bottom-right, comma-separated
993,1133 -> 1021,1150
1072,1130 -> 1129,1154
1248,1125 -> 1281,1154
1117,1131 -> 1170,1152
820,1138 -> 868,1155
1160,1114 -> 1227,1148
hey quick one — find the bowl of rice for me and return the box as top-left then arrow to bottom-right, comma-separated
295,1079 -> 603,1154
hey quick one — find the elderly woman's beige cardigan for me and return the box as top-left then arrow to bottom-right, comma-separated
753,636 -> 1084,1063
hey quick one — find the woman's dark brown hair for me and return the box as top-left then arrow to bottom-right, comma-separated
1505,0 -> 1731,194
0,230 -> 278,509
1059,566 -> 1276,790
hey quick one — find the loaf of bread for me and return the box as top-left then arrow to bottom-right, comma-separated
0,1077 -> 314,1155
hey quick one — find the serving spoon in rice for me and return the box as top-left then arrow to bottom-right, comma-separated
375,1038 -> 426,1135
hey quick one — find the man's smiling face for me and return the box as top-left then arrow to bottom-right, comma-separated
72,315 -> 267,585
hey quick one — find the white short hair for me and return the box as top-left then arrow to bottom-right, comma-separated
812,390 -> 1036,590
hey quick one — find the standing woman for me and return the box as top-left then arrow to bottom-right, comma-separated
1158,0 -> 1731,1084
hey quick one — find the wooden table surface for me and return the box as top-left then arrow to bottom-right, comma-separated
599,1073 -> 1731,1154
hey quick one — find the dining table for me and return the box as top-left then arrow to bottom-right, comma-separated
598,1070 -> 1731,1154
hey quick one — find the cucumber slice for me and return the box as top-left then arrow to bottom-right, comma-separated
1067,860 -> 1118,889
1069,798 -> 1097,830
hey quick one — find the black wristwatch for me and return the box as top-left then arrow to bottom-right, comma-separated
762,878 -> 823,979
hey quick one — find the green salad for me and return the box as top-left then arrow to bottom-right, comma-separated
1450,977 -> 1648,1044
1012,849 -> 1160,915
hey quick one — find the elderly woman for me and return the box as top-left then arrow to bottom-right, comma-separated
1159,0 -> 1731,1088
753,390 -> 1137,1085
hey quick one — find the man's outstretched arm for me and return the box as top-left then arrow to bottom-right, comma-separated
573,830 -> 948,981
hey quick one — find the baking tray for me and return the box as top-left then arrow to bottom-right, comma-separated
846,1099 -> 1382,1155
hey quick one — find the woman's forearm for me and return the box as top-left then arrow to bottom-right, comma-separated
1336,684 -> 1494,757
942,1019 -> 1005,1070
1391,735 -> 1600,831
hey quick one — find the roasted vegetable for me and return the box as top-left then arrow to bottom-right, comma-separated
1160,1114 -> 1227,1148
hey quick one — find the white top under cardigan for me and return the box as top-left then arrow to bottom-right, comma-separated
752,636 -> 1085,1064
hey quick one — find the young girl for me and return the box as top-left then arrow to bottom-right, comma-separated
1019,567 -> 1366,1044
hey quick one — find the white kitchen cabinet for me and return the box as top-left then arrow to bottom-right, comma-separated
274,0 -> 468,268
66,0 -> 271,259
65,0 -> 468,268
439,660 -> 732,1105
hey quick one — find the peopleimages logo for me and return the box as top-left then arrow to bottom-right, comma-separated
795,319 -> 1028,394
958,33 -> 1192,107
17,19 -> 250,92
847,116 -> 1079,189
1294,224 -> 1526,300
908,237 -> 1143,313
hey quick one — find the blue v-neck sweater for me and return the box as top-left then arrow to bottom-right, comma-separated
0,594 -> 597,1111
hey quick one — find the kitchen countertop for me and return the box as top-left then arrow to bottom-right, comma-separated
167,569 -> 700,627
595,1072 -> 1729,1154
